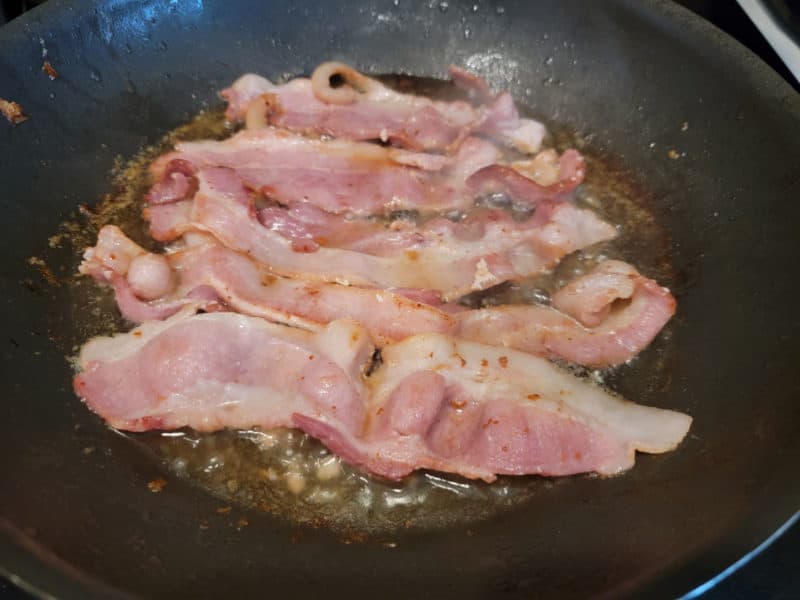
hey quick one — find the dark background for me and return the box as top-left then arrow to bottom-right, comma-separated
0,0 -> 797,597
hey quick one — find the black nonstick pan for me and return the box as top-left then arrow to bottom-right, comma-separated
1,0 -> 799,598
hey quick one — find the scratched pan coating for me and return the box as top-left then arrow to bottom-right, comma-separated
0,1 -> 799,598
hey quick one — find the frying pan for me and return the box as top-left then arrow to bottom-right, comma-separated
1,0 -> 799,598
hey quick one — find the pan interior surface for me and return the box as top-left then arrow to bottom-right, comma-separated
0,0 -> 799,598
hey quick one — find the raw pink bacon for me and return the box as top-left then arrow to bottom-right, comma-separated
74,310 -> 691,481
73,62 -> 688,484
455,261 -> 677,368
145,166 -> 617,300
81,227 -> 672,367
80,226 -> 456,346
147,129 -> 575,215
223,62 -> 546,154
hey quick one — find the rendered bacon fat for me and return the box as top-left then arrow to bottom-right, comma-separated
74,310 -> 691,481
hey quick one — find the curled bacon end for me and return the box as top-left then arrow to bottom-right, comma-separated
311,61 -> 379,105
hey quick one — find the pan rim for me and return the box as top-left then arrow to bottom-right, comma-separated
0,0 -> 799,598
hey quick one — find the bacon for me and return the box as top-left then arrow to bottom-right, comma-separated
471,92 -> 546,154
222,63 -> 546,154
74,311 -> 372,434
73,64 -> 687,483
145,159 -> 198,205
467,149 -> 586,206
148,129 -> 566,216
257,202 -> 425,255
149,129 -> 457,215
148,129 -> 570,215
144,167 -> 616,300
82,228 -> 670,366
80,225 -> 456,345
74,310 -> 691,480
455,261 -> 677,367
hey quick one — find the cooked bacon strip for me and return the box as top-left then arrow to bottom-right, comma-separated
145,167 -> 616,300
74,311 -> 691,480
222,63 -> 545,154
456,261 -> 676,367
80,226 -> 455,345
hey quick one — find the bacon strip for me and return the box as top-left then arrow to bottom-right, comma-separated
455,262 -> 677,368
74,310 -> 691,481
82,228 -> 671,367
74,311 -> 372,434
222,63 -> 545,154
148,129 -> 577,215
467,149 -> 586,206
144,167 -> 616,300
80,226 -> 455,345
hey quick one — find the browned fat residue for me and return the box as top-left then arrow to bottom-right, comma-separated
216,506 -> 232,515
260,92 -> 284,121
260,274 -> 277,286
133,330 -> 143,337
42,61 -> 58,80
574,452 -> 583,461
454,353 -> 466,367
376,407 -> 384,415
147,478 -> 167,493
351,331 -> 360,343
498,356 -> 508,368
480,358 -> 488,368
404,250 -> 419,261
527,393 -> 541,401
449,398 -> 467,409
27,256 -> 62,287
308,354 -> 315,360
501,445 -> 509,453
0,97 -> 27,124
482,418 -> 500,429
